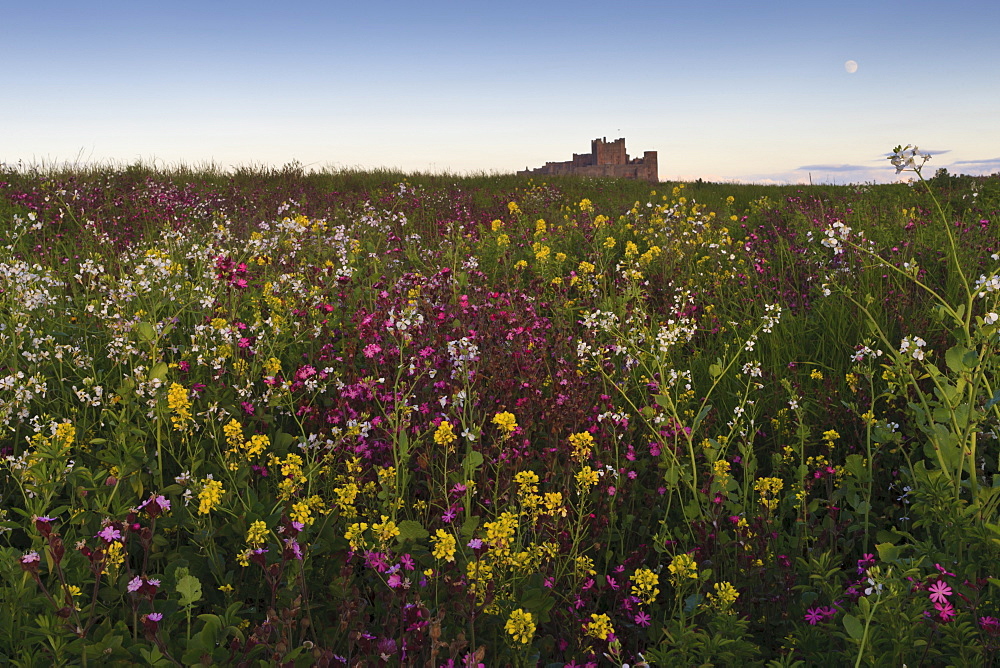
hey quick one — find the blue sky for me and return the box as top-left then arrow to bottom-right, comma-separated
3,1 -> 999,184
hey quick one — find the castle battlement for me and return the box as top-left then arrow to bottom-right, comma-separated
519,137 -> 658,182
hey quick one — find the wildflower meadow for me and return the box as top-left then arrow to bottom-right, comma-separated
1,150 -> 999,666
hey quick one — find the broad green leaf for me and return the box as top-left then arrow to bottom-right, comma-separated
177,573 -> 203,607
843,613 -> 864,640
396,520 -> 429,542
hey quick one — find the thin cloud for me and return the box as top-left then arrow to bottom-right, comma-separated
950,157 -> 1000,167
796,164 -> 869,172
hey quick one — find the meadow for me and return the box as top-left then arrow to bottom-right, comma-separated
0,154 -> 999,666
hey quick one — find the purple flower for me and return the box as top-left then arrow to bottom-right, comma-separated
127,576 -> 143,592
147,612 -> 163,622
96,526 -> 122,543
928,580 -> 952,604
634,611 -> 651,627
934,563 -> 956,577
466,538 -> 483,549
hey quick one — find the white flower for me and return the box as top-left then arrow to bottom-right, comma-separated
888,145 -> 931,174
985,312 -> 999,325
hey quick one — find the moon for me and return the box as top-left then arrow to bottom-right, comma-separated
845,60 -> 858,74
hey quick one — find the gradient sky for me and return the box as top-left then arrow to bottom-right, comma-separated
3,1 -> 999,184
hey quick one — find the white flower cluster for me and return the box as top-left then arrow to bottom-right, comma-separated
820,221 -> 852,255
888,145 -> 931,174
447,337 -> 480,380
899,336 -> 928,361
974,273 -> 999,298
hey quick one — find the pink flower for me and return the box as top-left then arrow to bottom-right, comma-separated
935,600 -> 956,622
634,611 -> 651,627
127,576 -> 143,592
97,526 -> 122,543
928,580 -> 952,604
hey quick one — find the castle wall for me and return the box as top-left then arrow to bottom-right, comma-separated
519,137 -> 658,182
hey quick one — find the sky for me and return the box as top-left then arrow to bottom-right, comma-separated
3,1 -> 999,184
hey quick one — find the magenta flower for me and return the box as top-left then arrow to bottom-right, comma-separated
634,611 -> 651,627
804,607 -> 826,625
935,600 -> 956,622
927,580 -> 952,604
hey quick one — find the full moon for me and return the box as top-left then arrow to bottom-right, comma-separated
845,60 -> 858,74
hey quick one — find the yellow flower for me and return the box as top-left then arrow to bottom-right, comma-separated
575,466 -> 599,492
514,260 -> 527,270
492,411 -> 518,435
434,420 -> 458,448
290,501 -> 313,526
631,567 -> 660,605
508,202 -> 521,216
372,515 -> 401,544
505,608 -> 536,644
708,581 -> 739,610
585,613 -> 615,641
603,236 -> 616,249
430,528 -> 457,562
167,383 -> 193,431
754,476 -> 784,511
568,431 -> 594,462
197,478 -> 225,515
668,553 -> 699,583
246,520 -> 268,547
344,522 -> 368,551
810,369 -> 824,380
496,233 -> 510,248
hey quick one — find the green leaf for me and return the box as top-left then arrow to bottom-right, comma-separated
463,449 -> 484,471
396,520 -> 429,542
137,322 -> 157,343
843,613 -> 864,641
876,542 -> 903,564
148,362 -> 169,382
459,515 -> 480,540
708,363 -> 723,379
177,573 -> 203,608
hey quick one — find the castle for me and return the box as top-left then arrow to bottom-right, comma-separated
518,137 -> 658,182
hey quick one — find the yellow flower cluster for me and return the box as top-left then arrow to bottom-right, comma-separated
713,459 -> 731,487
434,420 -> 457,448
534,219 -> 547,236
270,453 -> 307,501
578,261 -> 596,274
492,411 -> 517,435
575,465 -> 599,493
631,567 -> 660,605
483,511 -> 519,552
505,608 -> 536,645
167,383 -> 193,431
372,515 -> 401,544
568,431 -> 594,462
532,242 -> 551,262
754,476 -> 784,511
585,613 -> 615,641
708,581 -> 740,610
263,357 -> 282,376
344,522 -> 368,550
246,520 -> 268,547
53,422 -> 75,447
668,553 -> 699,583
513,470 -> 539,497
431,528 -> 457,562
197,478 -> 225,515
496,233 -> 510,248
223,419 -> 270,470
